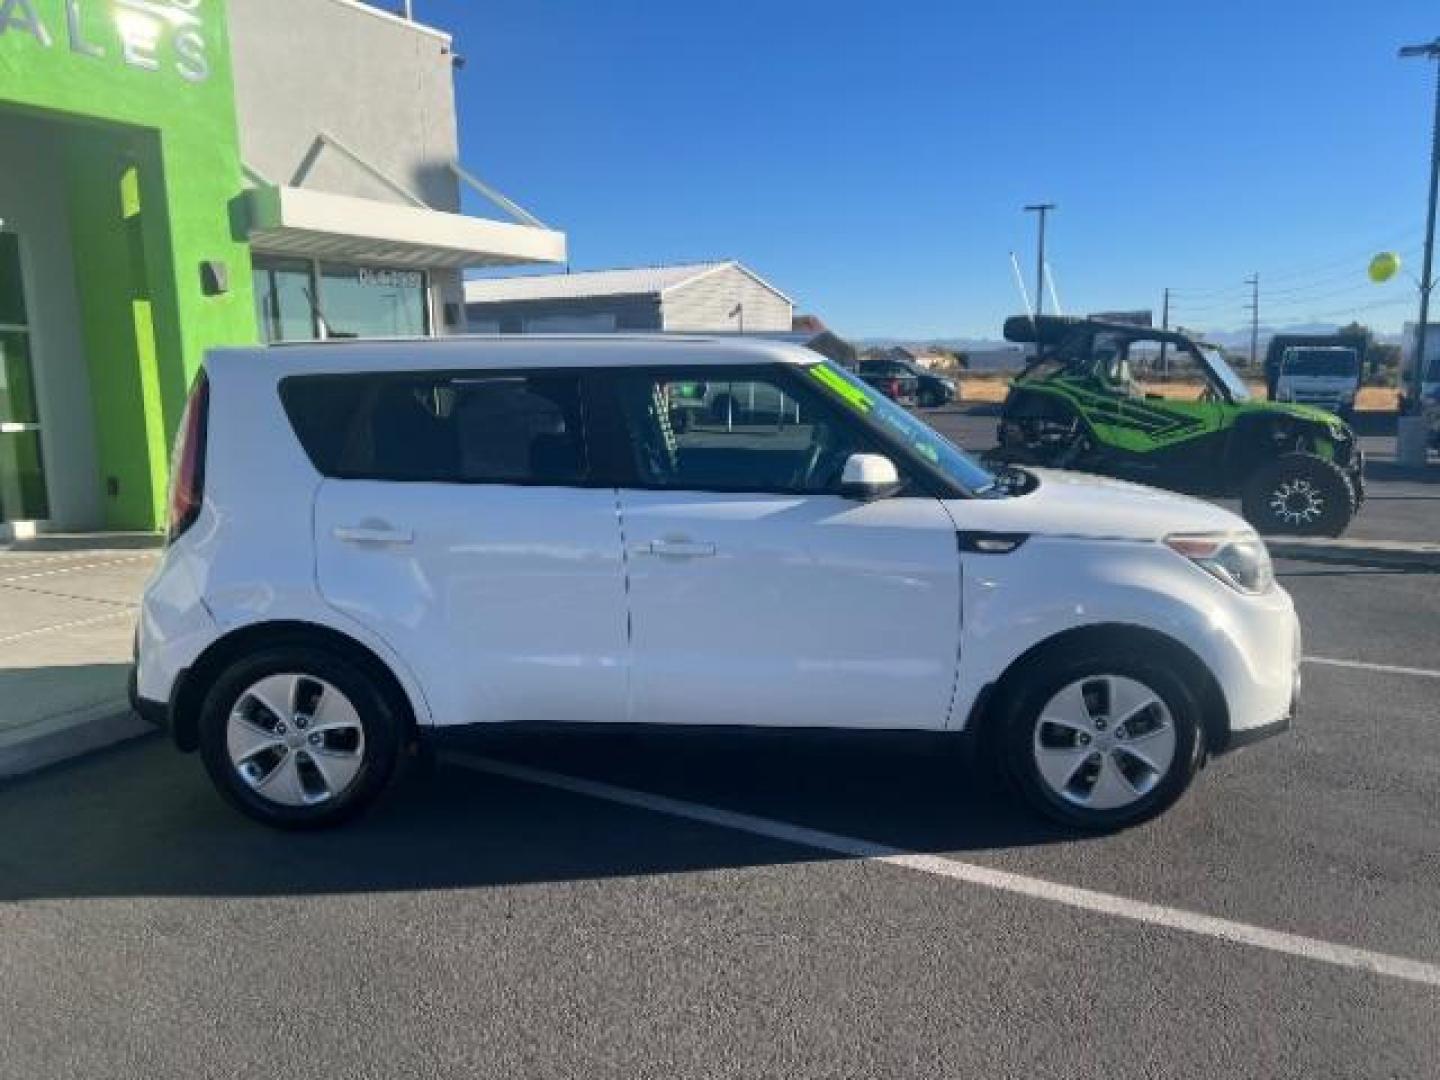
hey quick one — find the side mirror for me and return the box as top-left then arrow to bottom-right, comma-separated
839,453 -> 901,501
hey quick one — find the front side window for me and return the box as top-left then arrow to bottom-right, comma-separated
614,371 -> 862,493
282,372 -> 586,484
807,362 -> 999,495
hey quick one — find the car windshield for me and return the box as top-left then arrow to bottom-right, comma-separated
1198,346 -> 1252,401
807,362 -> 1000,494
1284,350 -> 1358,377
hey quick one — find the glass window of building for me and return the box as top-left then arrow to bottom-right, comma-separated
253,259 -> 431,342
0,232 -> 48,521
318,265 -> 429,339
254,256 -> 317,343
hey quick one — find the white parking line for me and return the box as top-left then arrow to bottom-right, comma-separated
0,555 -> 154,585
0,610 -> 134,646
448,752 -> 1440,991
1303,655 -> 1440,680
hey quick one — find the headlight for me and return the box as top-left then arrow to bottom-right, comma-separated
1165,533 -> 1274,595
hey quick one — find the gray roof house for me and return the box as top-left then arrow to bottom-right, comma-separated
464,261 -> 793,334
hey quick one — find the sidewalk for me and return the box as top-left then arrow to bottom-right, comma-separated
0,540 -> 160,777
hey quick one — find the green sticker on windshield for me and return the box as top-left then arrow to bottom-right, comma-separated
809,364 -> 873,412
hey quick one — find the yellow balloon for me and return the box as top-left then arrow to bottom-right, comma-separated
1369,251 -> 1401,283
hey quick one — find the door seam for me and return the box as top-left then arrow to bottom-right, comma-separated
613,487 -> 636,722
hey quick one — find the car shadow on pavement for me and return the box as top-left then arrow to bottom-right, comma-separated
0,727 -> 1079,902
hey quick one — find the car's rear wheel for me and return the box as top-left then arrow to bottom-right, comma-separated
999,643 -> 1204,830
198,647 -> 402,829
1241,452 -> 1355,537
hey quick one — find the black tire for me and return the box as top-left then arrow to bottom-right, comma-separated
1241,452 -> 1355,537
198,646 -> 403,829
919,389 -> 940,409
996,639 -> 1204,831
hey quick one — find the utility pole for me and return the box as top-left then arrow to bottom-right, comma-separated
1399,39 -> 1440,439
1023,204 -> 1056,321
1244,273 -> 1260,370
1158,287 -> 1171,376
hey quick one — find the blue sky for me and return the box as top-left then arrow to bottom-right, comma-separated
417,0 -> 1436,339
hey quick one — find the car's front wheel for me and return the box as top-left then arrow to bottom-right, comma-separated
198,647 -> 402,829
999,642 -> 1204,830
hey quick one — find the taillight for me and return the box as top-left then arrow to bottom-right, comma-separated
887,378 -> 901,398
168,372 -> 209,543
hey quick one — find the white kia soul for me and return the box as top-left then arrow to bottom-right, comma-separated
135,336 -> 1299,830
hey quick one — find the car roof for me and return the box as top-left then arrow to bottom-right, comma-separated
206,334 -> 822,376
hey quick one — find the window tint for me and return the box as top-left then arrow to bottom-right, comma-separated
614,371 -> 862,493
282,373 -> 586,484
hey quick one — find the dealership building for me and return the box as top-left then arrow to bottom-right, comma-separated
0,0 -> 565,536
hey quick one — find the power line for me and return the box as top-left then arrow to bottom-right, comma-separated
1255,224 -> 1425,284
1261,248 -> 1422,297
1165,224 -> 1425,297
1264,280 -> 1402,308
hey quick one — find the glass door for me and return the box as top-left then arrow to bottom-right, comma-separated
0,231 -> 48,522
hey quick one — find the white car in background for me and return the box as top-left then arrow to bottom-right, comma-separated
134,336 -> 1299,831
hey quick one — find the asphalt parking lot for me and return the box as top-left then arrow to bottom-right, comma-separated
2,557 -> 1437,1078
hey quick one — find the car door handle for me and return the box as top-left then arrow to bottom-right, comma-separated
332,525 -> 414,546
643,539 -> 717,559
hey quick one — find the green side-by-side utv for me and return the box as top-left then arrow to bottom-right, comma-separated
989,316 -> 1365,536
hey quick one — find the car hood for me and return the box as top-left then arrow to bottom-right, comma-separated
949,468 -> 1249,541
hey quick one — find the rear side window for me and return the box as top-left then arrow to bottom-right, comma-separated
281,372 -> 587,485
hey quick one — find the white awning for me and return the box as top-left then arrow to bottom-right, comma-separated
245,185 -> 567,270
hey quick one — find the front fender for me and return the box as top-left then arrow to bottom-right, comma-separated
951,536 -> 1297,739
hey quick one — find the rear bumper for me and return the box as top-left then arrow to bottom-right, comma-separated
133,686 -> 170,731
129,643 -> 177,734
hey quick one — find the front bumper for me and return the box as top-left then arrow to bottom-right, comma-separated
1191,581 -> 1301,755
1226,708 -> 1292,749
1226,651 -> 1299,751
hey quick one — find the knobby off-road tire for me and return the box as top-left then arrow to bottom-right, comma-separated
1241,452 -> 1356,537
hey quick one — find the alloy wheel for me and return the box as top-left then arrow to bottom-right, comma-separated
226,673 -> 366,807
1269,478 -> 1324,526
1031,675 -> 1177,811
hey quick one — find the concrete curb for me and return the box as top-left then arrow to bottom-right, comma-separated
0,700 -> 155,780
1268,538 -> 1440,571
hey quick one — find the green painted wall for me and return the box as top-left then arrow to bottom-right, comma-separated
0,0 -> 257,529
